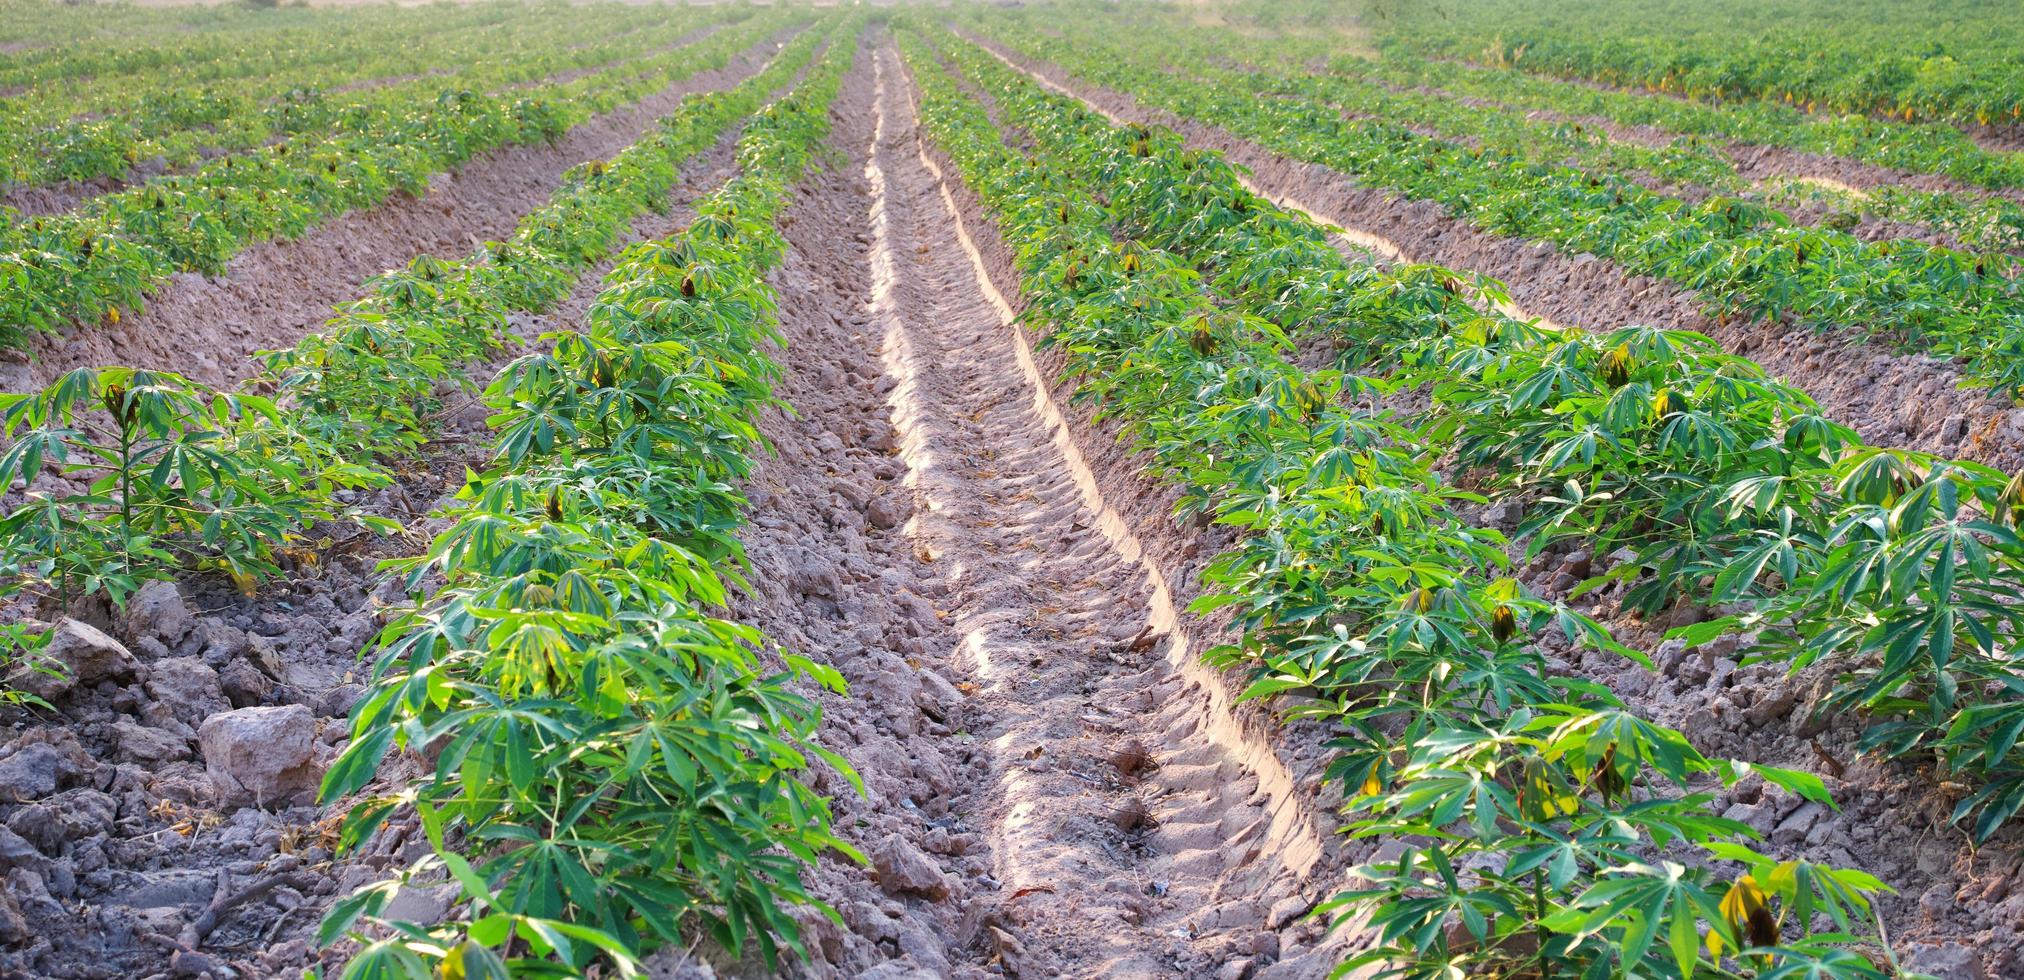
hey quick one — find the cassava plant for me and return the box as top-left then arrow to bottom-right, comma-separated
946,17 -> 2024,843
0,366 -> 386,608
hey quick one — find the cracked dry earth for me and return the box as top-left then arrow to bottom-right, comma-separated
665,38 -> 1348,980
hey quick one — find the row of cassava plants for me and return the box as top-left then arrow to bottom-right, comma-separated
965,16 -> 2024,398
0,24 -> 828,615
1334,51 -> 2024,201
901,27 -> 1895,980
1377,0 -> 2024,130
1073,0 -> 2024,196
0,11 -> 802,346
0,0 -> 569,96
312,33 -> 862,980
1,4 -> 712,189
938,25 -> 2024,846
1045,3 -> 2024,255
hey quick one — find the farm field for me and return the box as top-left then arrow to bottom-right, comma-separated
1,0 -> 2023,977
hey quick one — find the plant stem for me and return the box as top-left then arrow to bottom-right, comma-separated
117,419 -> 135,580
1533,867 -> 1549,976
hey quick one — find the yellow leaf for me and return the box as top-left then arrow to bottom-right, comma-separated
1519,755 -> 1580,821
1719,874 -> 1779,951
438,944 -> 469,980
1766,860 -> 1799,898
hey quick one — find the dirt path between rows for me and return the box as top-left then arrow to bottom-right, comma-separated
0,28 -> 797,395
687,36 -> 1364,979
970,43 -> 1569,334
1496,63 -> 2024,160
966,32 -> 2024,476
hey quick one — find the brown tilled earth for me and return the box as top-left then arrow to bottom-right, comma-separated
8,21 -> 2024,980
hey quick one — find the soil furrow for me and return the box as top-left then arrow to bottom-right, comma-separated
968,33 -> 2024,473
699,42 -> 990,979
847,40 -> 1350,978
969,41 -> 1568,333
0,28 -> 796,395
1376,78 -> 2024,215
1451,60 -> 2024,158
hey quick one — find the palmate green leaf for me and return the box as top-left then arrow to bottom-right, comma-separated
1240,670 -> 1325,703
520,918 -> 642,976
1754,947 -> 1894,980
1545,860 -> 1724,972
443,850 -> 506,916
1512,835 -> 1585,891
321,723 -> 397,801
1557,709 -> 1708,785
318,878 -> 398,948
1670,890 -> 1701,980
338,939 -> 436,980
1725,761 -> 1836,807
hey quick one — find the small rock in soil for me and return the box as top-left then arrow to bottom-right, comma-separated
146,657 -> 228,726
871,832 -> 949,900
0,827 -> 46,873
0,742 -> 78,803
1905,942 -> 1987,980
7,788 -> 116,851
382,882 -> 458,926
865,494 -> 908,531
198,704 -> 323,808
113,719 -> 191,765
27,619 -> 140,699
122,580 -> 194,646
0,890 -> 26,945
217,659 -> 273,708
